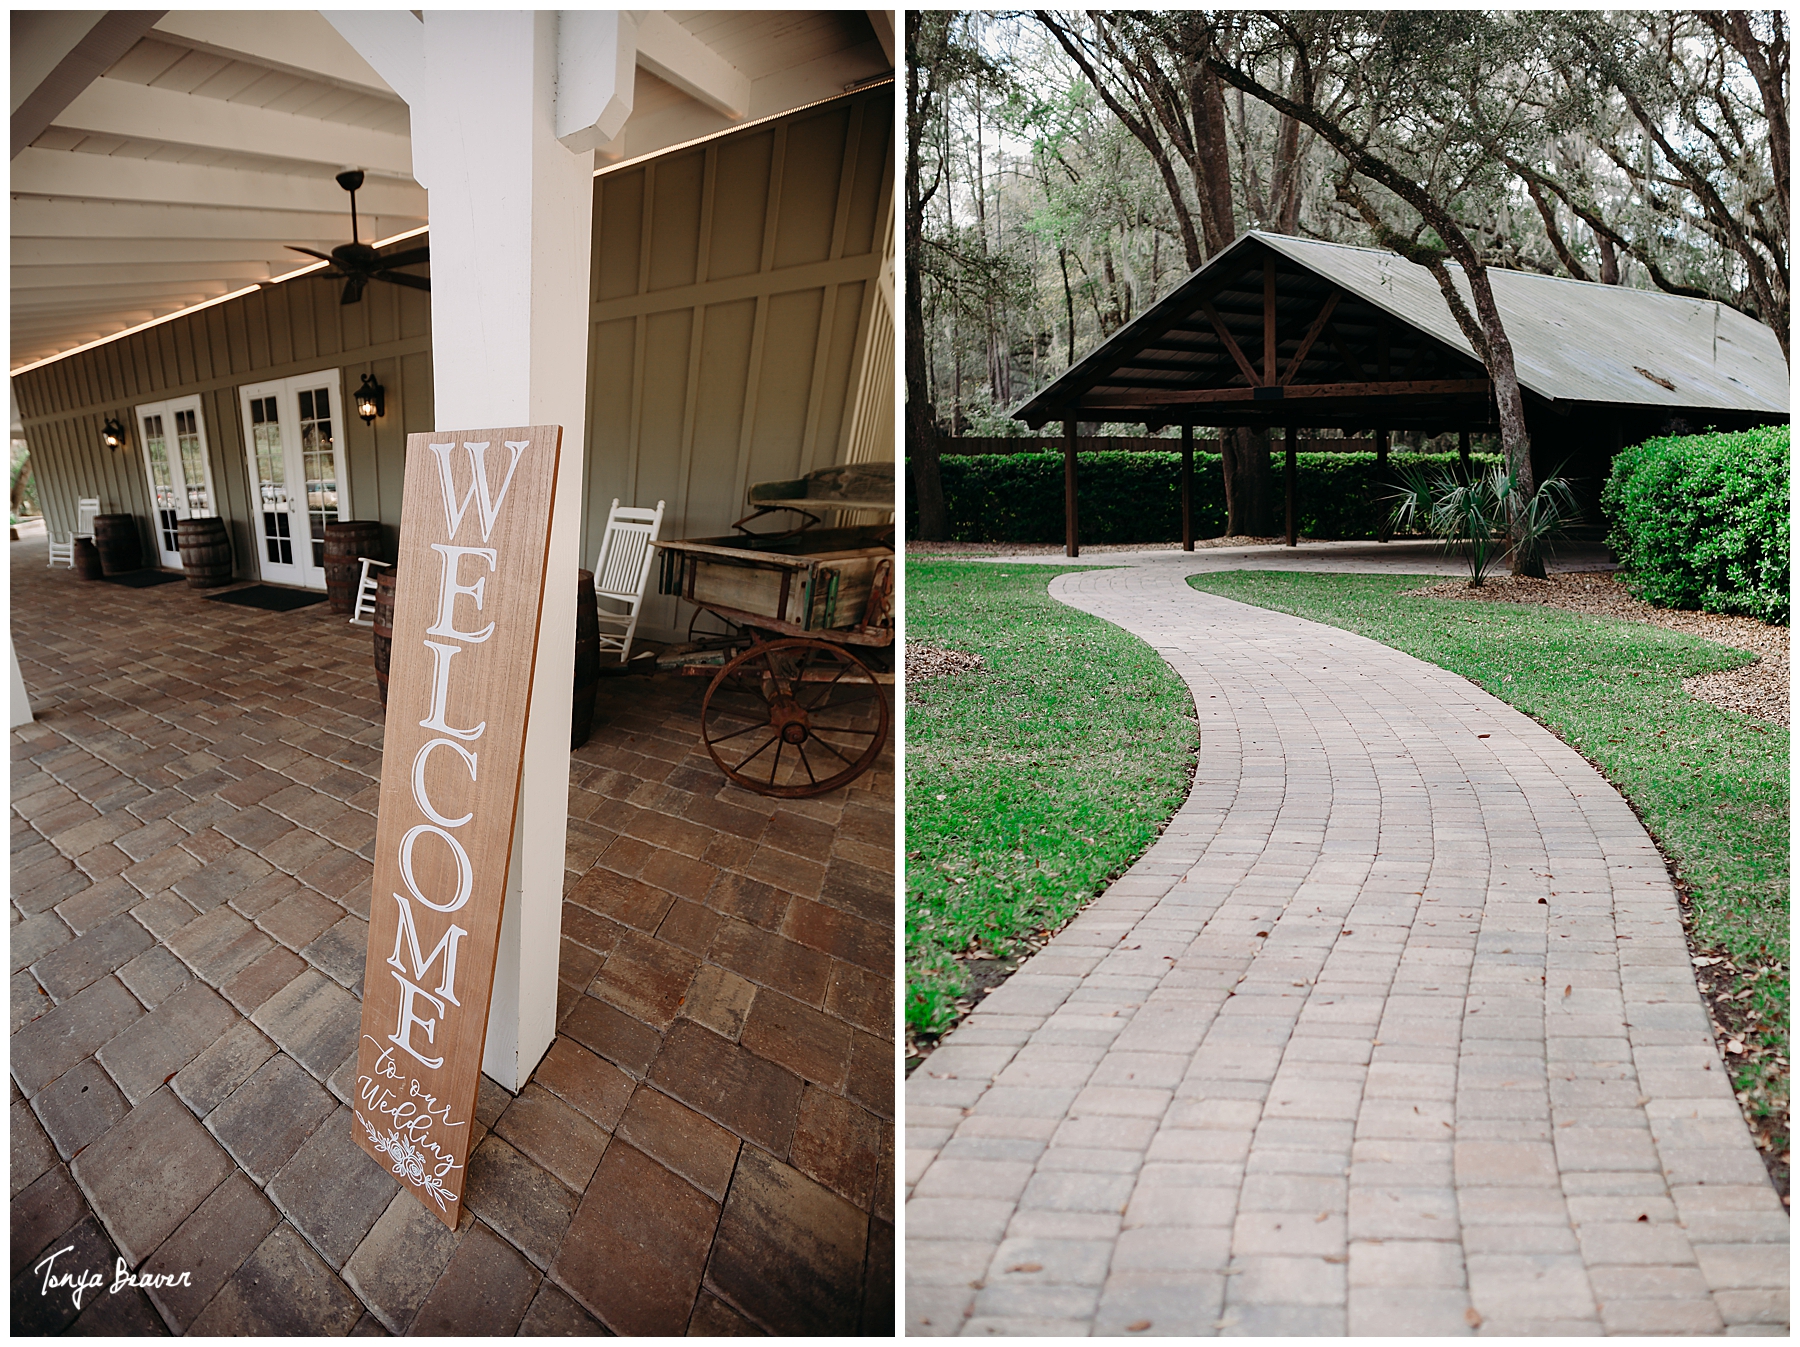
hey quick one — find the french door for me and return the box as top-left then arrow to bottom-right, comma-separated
136,395 -> 218,570
237,371 -> 347,589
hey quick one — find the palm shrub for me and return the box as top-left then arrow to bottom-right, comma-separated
1601,426 -> 1788,625
1390,462 -> 1578,586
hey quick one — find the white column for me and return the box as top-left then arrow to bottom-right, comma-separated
10,634 -> 33,729
328,10 -> 633,1090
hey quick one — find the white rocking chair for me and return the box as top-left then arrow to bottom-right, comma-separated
47,497 -> 100,568
349,557 -> 392,626
592,499 -> 665,663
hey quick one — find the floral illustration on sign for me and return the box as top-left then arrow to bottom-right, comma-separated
359,1112 -> 461,1212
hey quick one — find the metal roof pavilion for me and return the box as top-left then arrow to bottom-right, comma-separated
1006,231 -> 1786,555
1013,230 -> 1788,432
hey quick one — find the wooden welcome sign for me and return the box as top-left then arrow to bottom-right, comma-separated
352,424 -> 561,1226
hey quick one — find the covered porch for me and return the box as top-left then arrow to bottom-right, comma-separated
11,528 -> 893,1334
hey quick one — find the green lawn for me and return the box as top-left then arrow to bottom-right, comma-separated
1189,570 -> 1788,1146
905,561 -> 1196,1036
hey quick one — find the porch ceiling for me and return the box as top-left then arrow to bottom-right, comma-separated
11,9 -> 894,373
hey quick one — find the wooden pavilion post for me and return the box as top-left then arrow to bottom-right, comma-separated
1064,417 -> 1079,558
1180,423 -> 1194,551
1459,428 -> 1472,476
1284,425 -> 1298,547
1375,426 -> 1391,543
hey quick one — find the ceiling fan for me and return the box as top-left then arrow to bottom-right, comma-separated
287,169 -> 430,305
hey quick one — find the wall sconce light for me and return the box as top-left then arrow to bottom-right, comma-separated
101,416 -> 127,451
355,373 -> 385,424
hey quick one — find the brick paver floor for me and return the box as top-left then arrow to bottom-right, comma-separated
906,558 -> 1786,1336
11,533 -> 892,1335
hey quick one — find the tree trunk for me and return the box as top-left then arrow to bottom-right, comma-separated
905,11 -> 948,540
1059,246 -> 1075,368
1461,266 -> 1542,577
906,241 -> 948,538
1221,428 -> 1273,536
1188,60 -> 1238,254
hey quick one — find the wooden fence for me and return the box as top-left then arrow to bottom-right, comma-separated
940,436 -> 1379,456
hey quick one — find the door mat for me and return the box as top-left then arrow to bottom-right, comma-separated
103,570 -> 183,588
204,586 -> 327,612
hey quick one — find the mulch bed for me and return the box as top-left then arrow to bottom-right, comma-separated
1406,570 -> 1787,727
905,644 -> 983,698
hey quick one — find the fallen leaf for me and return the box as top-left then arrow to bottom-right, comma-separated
1564,985 -> 1573,997
1315,1211 -> 1329,1222
1126,1321 -> 1152,1333
1466,1308 -> 1484,1327
1323,1254 -> 1347,1264
1727,1038 -> 1746,1054
1537,897 -> 1547,904
1636,1214 -> 1649,1223
1008,1262 -> 1043,1273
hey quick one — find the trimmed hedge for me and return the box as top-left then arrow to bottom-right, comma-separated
906,450 -> 1501,544
1601,426 -> 1789,626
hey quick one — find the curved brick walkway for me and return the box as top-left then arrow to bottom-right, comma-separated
906,561 -> 1786,1336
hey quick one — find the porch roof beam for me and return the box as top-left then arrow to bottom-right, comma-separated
51,78 -> 415,179
151,11 -> 399,102
11,311 -> 161,337
635,12 -> 751,120
12,148 -> 427,216
10,197 -> 415,243
1077,378 -> 1491,409
12,237 -> 330,267
11,280 -> 242,311
13,260 -> 277,290
12,11 -> 166,158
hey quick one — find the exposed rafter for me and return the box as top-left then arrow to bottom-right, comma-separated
52,78 -> 415,176
635,12 -> 752,120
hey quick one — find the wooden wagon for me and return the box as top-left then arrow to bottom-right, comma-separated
653,465 -> 894,798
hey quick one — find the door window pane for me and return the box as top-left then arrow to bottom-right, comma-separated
142,414 -> 179,552
264,510 -> 294,566
175,409 -> 210,516
299,386 -> 336,566
250,396 -> 286,504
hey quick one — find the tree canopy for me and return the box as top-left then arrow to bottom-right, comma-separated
909,10 -> 1788,440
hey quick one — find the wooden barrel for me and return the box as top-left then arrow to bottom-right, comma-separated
91,513 -> 141,575
72,537 -> 105,580
323,520 -> 386,614
572,569 -> 600,749
176,516 -> 233,588
372,569 -> 399,708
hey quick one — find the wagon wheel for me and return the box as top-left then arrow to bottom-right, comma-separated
688,607 -> 746,649
700,638 -> 890,798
